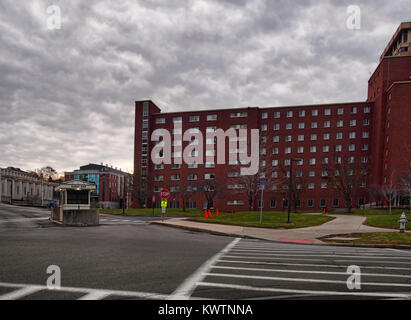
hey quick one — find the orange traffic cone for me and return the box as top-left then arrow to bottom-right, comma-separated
216,209 -> 219,216
208,210 -> 212,218
204,210 -> 208,218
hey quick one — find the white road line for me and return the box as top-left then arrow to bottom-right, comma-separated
78,290 -> 112,300
0,282 -> 168,300
387,248 -> 411,255
217,259 -> 411,271
202,273 -> 411,288
210,265 -> 411,278
168,238 -> 241,300
0,286 -> 43,300
335,259 -> 411,265
0,218 -> 49,224
224,254 -> 327,262
227,251 -> 411,260
231,247 -> 408,257
196,282 -> 411,299
234,245 -> 403,256
225,254 -> 411,265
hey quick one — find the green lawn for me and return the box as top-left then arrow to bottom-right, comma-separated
188,211 -> 334,229
322,232 -> 411,245
99,208 -> 203,217
334,209 -> 411,230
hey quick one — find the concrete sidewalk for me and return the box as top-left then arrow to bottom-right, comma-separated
151,214 -> 397,244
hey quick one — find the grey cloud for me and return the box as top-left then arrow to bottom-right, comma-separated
0,0 -> 408,173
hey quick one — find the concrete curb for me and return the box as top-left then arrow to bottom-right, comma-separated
150,220 -> 411,249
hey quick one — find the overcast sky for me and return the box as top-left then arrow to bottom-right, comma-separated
0,0 -> 409,174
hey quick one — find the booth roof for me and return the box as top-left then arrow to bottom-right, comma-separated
56,180 -> 96,191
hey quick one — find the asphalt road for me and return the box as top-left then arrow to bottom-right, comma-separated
0,204 -> 411,300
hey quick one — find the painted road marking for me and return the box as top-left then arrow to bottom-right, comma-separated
217,259 -> 411,271
278,238 -> 314,244
210,265 -> 411,278
0,217 -> 49,224
202,273 -> 411,288
0,286 -> 43,300
169,238 -> 241,300
78,290 -> 112,300
228,250 -> 411,260
226,253 -> 411,264
0,282 -> 168,300
196,282 -> 411,299
233,245 -> 401,256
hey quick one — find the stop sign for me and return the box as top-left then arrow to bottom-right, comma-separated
160,189 -> 170,199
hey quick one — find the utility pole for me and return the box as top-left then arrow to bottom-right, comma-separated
259,185 -> 264,224
287,158 -> 302,224
122,176 -> 126,215
0,169 -> 2,203
41,178 -> 44,207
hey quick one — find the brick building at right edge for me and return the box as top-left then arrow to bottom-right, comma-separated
133,22 -> 411,211
368,22 -> 411,190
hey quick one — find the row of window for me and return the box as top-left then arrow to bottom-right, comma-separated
154,106 -> 371,125
154,173 -> 216,181
154,180 -> 366,191
156,114 -> 219,124
261,106 -> 370,119
263,155 -> 367,167
153,198 -> 365,208
261,143 -> 369,155
262,119 -> 370,131
265,131 -> 369,143
154,120 -> 371,136
153,155 -> 369,170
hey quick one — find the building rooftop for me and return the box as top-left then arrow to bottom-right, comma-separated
66,163 -> 130,176
380,22 -> 411,61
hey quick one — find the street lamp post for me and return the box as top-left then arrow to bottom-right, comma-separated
287,158 -> 302,224
122,176 -> 126,216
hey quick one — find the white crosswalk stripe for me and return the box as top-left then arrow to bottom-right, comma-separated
0,282 -> 169,300
100,218 -> 148,225
182,239 -> 411,300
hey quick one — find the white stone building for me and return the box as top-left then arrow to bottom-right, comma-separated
0,167 -> 57,206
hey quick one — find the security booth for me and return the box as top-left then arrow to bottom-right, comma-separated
51,180 -> 99,226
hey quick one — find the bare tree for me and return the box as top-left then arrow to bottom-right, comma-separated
323,155 -> 369,213
31,166 -> 59,181
275,164 -> 306,213
197,178 -> 225,211
227,168 -> 270,211
130,171 -> 155,208
381,171 -> 399,215
368,184 -> 383,207
179,183 -> 196,212
400,171 -> 411,216
164,180 -> 196,212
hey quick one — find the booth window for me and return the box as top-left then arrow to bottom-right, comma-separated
67,190 -> 89,204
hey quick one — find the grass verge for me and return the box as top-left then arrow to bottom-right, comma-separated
188,211 -> 334,229
333,209 -> 411,230
321,232 -> 411,245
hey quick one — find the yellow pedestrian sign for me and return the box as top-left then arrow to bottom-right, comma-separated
161,200 -> 168,208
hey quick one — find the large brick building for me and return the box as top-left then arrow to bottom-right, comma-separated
133,22 -> 411,211
65,163 -> 131,209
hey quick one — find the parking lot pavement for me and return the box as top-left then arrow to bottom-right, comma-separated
174,238 -> 411,300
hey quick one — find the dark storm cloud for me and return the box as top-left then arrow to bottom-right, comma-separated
0,0 -> 409,173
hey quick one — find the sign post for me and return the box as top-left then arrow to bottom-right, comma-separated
152,194 -> 155,216
257,180 -> 268,224
160,189 -> 170,221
